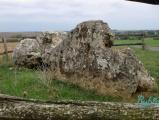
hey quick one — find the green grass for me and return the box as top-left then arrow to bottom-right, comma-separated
0,55 -> 120,102
112,46 -> 159,84
112,46 -> 159,98
131,48 -> 159,84
0,46 -> 159,102
114,40 -> 159,47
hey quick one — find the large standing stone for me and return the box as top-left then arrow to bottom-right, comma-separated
12,31 -> 67,68
41,20 -> 156,98
12,39 -> 42,68
12,20 -> 156,97
36,31 -> 67,45
39,31 -> 68,64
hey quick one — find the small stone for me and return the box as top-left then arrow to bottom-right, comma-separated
9,67 -> 13,70
23,91 -> 27,98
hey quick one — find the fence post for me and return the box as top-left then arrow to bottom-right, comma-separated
3,37 -> 9,62
142,34 -> 145,50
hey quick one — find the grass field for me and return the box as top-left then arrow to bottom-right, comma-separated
114,40 -> 159,47
0,46 -> 159,102
0,55 -> 120,102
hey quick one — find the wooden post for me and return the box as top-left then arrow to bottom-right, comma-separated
3,37 -> 9,61
142,34 -> 145,50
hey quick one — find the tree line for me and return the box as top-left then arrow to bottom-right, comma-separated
113,30 -> 159,40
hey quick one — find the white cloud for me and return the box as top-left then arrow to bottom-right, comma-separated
0,0 -> 120,17
0,0 -> 158,31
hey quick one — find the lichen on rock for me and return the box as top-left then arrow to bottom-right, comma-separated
12,38 -> 42,68
12,20 -> 156,97
40,20 -> 156,97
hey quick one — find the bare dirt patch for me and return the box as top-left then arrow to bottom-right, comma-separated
0,42 -> 19,52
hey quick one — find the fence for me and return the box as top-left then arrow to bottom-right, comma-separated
0,38 -> 10,61
113,34 -> 145,50
0,37 -> 36,61
0,34 -> 145,61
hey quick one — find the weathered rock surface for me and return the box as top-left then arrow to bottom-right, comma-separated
12,32 -> 67,68
12,20 -> 156,97
41,20 -> 156,97
12,39 -> 42,68
39,31 -> 68,64
36,31 -> 67,45
1,94 -> 159,120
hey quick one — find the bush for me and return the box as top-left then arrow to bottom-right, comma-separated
10,34 -> 23,38
153,37 -> 159,40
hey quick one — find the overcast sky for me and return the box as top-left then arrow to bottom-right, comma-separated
0,0 -> 158,32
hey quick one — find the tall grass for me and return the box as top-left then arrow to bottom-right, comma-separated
0,54 -> 120,102
0,46 -> 159,102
